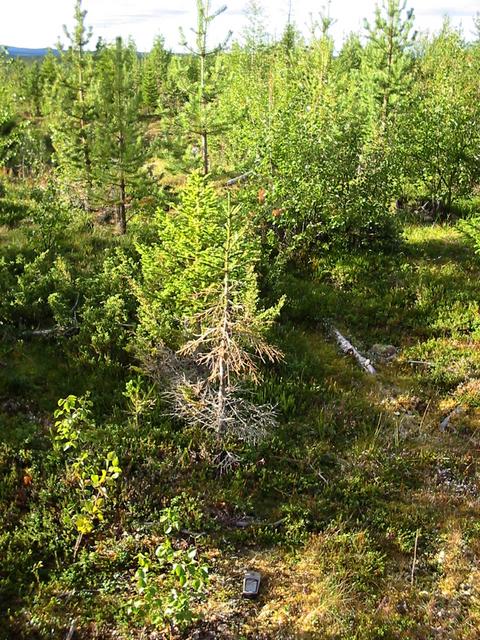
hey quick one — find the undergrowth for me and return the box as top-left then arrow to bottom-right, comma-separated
2,204 -> 480,639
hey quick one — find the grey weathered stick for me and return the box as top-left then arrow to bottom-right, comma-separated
21,326 -> 78,338
233,516 -> 287,529
22,327 -> 59,337
73,532 -> 83,560
226,171 -> 253,187
440,406 -> 463,432
419,398 -> 432,431
411,529 -> 420,586
332,328 -> 376,375
65,620 -> 76,640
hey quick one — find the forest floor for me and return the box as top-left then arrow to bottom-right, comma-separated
2,220 -> 480,639
190,223 -> 480,639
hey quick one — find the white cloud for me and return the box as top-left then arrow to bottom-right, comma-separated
0,0 -> 477,51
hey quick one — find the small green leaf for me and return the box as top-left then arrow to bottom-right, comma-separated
75,514 -> 94,534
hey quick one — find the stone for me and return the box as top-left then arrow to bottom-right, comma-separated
370,344 -> 397,361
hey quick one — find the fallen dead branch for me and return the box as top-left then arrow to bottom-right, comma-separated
65,619 -> 76,640
332,327 -> 376,375
225,171 -> 253,187
229,515 -> 287,529
406,360 -> 435,367
439,406 -> 463,432
22,294 -> 80,339
410,529 -> 420,586
21,326 -> 79,339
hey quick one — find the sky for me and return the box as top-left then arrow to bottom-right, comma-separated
1,0 -> 478,51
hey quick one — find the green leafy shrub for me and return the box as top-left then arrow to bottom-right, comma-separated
27,183 -> 72,251
47,247 -> 139,363
403,338 -> 480,389
0,198 -> 29,227
53,395 -> 122,541
459,215 -> 480,255
11,251 -> 60,326
128,497 -> 209,633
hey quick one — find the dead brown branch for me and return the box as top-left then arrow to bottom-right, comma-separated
163,377 -> 277,445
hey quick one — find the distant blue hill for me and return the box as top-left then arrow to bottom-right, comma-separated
3,46 -> 59,58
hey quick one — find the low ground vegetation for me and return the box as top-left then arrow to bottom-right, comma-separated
2,211 -> 480,639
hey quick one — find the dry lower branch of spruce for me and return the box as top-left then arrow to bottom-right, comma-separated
164,377 -> 277,445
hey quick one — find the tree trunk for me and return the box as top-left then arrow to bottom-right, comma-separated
216,201 -> 233,435
217,352 -> 227,436
445,171 -> 455,213
117,178 -> 127,235
202,129 -> 209,176
216,263 -> 230,436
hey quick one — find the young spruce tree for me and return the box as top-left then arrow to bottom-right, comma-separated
94,37 -> 146,234
50,0 -> 95,208
141,36 -> 172,115
362,0 -> 416,128
136,174 -> 283,445
179,1 -> 232,175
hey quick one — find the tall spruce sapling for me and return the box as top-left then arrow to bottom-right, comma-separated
136,174 -> 283,449
242,0 -> 270,51
38,50 -> 60,116
50,0 -> 95,208
93,37 -> 146,234
363,0 -> 416,127
179,0 -> 232,175
141,35 -> 172,114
